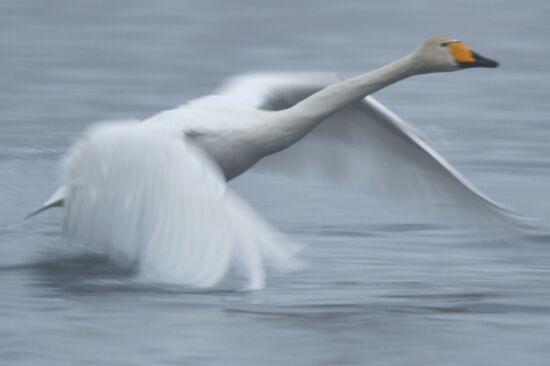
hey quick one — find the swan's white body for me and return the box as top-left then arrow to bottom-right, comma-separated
32,37 -> 512,289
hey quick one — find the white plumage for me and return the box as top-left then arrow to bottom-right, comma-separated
30,36 -> 516,289
62,121 -> 301,289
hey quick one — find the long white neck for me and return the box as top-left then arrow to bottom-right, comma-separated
262,53 -> 420,154
292,54 -> 418,121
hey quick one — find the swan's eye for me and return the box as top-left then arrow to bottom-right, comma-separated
440,40 -> 460,48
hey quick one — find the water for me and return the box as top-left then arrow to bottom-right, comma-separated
2,1 -> 550,365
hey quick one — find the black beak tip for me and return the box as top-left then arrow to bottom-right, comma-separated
472,51 -> 499,68
486,59 -> 499,68
458,52 -> 500,69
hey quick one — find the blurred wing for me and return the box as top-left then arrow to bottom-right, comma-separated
62,120 -> 301,289
220,72 -> 516,225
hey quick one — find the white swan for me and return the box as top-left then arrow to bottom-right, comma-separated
30,36 -> 507,289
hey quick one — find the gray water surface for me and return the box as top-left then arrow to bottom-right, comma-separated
2,1 -> 550,365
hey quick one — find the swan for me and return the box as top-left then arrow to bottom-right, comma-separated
29,36 -> 506,289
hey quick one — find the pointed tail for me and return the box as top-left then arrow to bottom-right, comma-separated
26,186 -> 66,219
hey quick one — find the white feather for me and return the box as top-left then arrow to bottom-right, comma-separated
61,120 -> 302,289
220,72 -> 520,225
32,43 -> 522,289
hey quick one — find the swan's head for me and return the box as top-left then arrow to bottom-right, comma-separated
412,35 -> 499,73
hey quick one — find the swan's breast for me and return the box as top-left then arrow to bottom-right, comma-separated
189,128 -> 265,181
146,101 -> 269,180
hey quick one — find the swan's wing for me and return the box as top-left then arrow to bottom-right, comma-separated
220,72 -> 517,225
62,120 -> 301,289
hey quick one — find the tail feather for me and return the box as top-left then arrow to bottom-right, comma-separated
26,187 -> 66,219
